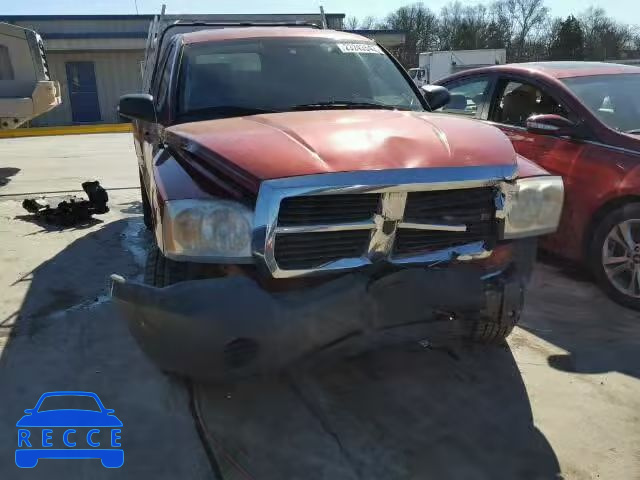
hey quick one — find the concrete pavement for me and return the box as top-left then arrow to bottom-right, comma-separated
1,133 -> 639,479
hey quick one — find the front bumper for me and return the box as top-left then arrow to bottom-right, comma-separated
111,241 -> 536,382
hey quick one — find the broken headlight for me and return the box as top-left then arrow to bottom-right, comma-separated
502,176 -> 564,239
162,199 -> 254,262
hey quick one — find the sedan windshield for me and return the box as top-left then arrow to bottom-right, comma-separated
177,37 -> 424,121
562,74 -> 640,134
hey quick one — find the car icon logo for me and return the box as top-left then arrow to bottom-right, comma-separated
15,391 -> 123,468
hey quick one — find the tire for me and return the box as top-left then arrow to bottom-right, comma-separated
144,247 -> 224,287
139,170 -> 153,230
470,284 -> 525,344
588,203 -> 640,311
144,247 -> 191,287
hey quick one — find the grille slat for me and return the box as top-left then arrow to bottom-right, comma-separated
395,187 -> 496,256
278,193 -> 380,226
404,187 -> 496,224
274,230 -> 371,270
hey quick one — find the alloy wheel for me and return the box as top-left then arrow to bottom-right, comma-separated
601,219 -> 640,299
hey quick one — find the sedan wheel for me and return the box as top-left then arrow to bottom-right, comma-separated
602,220 -> 640,299
590,203 -> 640,310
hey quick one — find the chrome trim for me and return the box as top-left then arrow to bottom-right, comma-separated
391,241 -> 492,265
582,140 -> 640,157
274,221 -> 375,234
398,222 -> 467,232
253,165 -> 517,278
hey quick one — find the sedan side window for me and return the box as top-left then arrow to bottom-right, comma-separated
492,81 -> 569,127
439,79 -> 490,117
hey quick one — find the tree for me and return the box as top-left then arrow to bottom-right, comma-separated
580,7 -> 632,60
381,3 -> 439,67
345,15 -> 377,30
549,16 -> 584,60
345,16 -> 359,30
508,0 -> 550,61
360,16 -> 376,29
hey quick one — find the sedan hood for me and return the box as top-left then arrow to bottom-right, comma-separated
167,110 -> 517,192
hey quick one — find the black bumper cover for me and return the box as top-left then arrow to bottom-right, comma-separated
111,242 -> 535,382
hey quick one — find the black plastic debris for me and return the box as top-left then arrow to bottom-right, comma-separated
22,181 -> 109,226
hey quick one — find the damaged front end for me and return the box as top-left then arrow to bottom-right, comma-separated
111,241 -> 535,382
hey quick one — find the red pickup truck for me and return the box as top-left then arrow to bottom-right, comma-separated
112,23 -> 563,382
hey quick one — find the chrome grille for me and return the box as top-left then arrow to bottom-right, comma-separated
271,187 -> 497,271
254,166 -> 516,278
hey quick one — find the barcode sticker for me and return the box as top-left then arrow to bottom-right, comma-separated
336,43 -> 384,54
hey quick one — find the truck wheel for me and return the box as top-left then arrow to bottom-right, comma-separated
589,203 -> 640,311
144,247 -> 222,287
471,316 -> 517,344
139,171 -> 153,230
470,285 -> 525,344
144,247 -> 191,287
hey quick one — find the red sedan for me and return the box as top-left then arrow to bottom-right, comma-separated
437,62 -> 640,309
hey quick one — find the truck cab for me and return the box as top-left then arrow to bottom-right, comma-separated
0,22 -> 61,129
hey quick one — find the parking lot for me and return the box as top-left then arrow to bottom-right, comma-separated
0,133 -> 639,479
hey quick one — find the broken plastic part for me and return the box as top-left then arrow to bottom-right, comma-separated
22,181 -> 109,226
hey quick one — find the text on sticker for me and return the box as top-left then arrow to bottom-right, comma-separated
336,43 -> 384,54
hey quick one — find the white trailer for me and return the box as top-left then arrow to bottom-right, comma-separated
0,22 -> 61,129
409,49 -> 506,86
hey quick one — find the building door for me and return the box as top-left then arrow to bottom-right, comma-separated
65,62 -> 101,123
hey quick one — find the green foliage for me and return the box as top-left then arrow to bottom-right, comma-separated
549,16 -> 584,60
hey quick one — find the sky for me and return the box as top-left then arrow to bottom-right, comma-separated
1,0 -> 639,26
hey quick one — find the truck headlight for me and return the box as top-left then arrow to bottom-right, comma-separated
502,176 -> 564,239
162,199 -> 254,262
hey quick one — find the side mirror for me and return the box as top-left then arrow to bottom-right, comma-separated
526,114 -> 576,136
119,94 -> 156,122
421,85 -> 451,111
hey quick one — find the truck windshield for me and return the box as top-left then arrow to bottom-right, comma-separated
177,37 -> 424,121
562,74 -> 640,134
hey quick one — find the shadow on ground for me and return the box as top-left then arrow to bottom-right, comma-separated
0,167 -> 20,188
0,218 -> 211,479
197,343 -> 561,480
14,214 -> 103,233
520,254 -> 640,379
117,201 -> 142,216
0,211 -> 561,479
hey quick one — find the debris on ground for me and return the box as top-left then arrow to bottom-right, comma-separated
21,181 -> 109,226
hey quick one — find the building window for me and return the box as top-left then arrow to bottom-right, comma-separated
0,45 -> 15,80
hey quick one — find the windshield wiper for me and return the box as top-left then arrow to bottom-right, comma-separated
177,105 -> 278,121
626,129 -> 640,134
289,101 -> 405,111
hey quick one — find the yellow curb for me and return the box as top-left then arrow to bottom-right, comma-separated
0,123 -> 132,138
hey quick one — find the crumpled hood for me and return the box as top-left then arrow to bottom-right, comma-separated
166,110 -> 517,189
